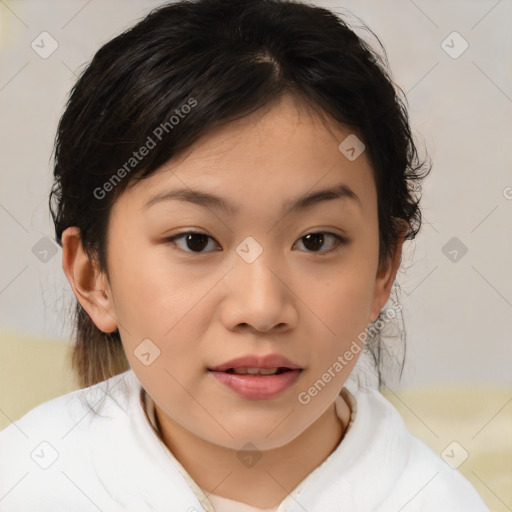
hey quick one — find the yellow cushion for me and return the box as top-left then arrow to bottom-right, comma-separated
382,386 -> 512,510
0,328 -> 79,430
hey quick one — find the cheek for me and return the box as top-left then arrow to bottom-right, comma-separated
109,250 -> 213,416
303,247 -> 379,372
313,248 -> 378,328
108,243 -> 212,355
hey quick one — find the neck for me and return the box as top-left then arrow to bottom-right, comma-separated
152,395 -> 351,509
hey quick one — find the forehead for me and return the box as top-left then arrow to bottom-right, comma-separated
119,94 -> 376,217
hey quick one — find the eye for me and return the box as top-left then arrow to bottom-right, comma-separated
293,232 -> 347,254
166,231 -> 221,253
165,231 -> 347,255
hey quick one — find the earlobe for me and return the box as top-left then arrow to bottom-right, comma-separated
369,222 -> 407,323
61,226 -> 118,333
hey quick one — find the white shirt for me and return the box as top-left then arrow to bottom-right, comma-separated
0,369 -> 489,511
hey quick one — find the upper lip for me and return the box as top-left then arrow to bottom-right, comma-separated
208,354 -> 302,372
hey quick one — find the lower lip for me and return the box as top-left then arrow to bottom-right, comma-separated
209,370 -> 302,400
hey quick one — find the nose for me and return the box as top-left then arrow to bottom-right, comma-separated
221,248 -> 298,334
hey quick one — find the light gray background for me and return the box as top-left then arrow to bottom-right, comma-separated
1,0 -> 511,387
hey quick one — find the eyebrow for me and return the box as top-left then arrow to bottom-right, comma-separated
143,182 -> 361,215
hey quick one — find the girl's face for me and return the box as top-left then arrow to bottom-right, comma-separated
69,94 -> 401,450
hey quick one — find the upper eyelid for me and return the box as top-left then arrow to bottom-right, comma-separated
167,230 -> 345,241
167,230 -> 346,252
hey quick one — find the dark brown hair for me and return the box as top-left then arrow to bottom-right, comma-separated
50,0 -> 430,389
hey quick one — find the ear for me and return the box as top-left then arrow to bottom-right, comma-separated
369,220 -> 408,323
61,226 -> 118,333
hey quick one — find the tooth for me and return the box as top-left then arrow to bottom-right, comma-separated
259,368 -> 278,375
231,367 -> 280,375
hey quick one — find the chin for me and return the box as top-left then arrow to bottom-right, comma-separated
209,423 -> 305,452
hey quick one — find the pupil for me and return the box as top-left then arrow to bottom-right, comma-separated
185,233 -> 326,252
187,233 -> 208,251
303,233 -> 324,251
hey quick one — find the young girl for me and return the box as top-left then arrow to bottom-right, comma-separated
0,0 -> 488,510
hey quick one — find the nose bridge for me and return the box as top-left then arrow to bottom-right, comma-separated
234,235 -> 281,298
225,235 -> 293,331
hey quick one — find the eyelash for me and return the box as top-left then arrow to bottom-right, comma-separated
164,231 -> 348,256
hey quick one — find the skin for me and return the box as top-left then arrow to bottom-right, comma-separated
62,94 -> 405,508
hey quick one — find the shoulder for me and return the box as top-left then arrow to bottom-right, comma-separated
1,370 -> 136,441
0,370 -> 139,511
347,385 -> 489,511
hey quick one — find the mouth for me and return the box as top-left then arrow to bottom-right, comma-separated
208,353 -> 302,373
221,367 -> 296,376
207,354 -> 303,400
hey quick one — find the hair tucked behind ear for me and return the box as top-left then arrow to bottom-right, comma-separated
71,303 -> 128,388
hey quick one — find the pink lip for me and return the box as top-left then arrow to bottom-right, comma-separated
208,354 -> 303,400
208,354 -> 302,372
209,370 -> 302,400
